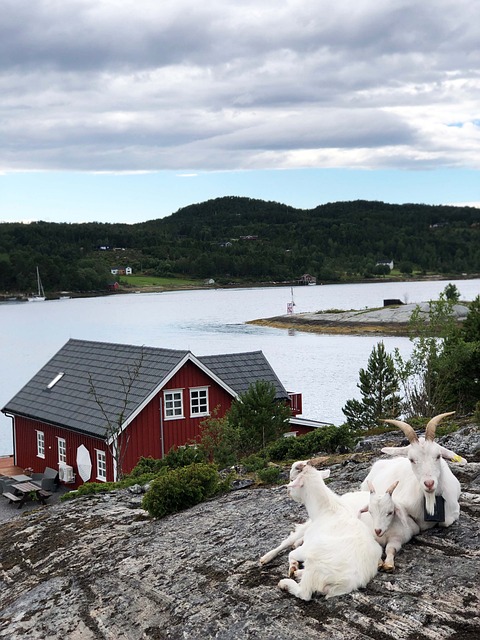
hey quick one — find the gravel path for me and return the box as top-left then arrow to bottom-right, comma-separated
0,485 -> 69,524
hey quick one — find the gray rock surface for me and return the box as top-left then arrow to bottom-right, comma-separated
250,303 -> 469,335
0,428 -> 479,640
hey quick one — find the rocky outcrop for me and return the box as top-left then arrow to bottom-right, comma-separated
0,427 -> 479,640
249,303 -> 469,336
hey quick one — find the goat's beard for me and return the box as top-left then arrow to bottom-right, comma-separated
424,490 -> 437,515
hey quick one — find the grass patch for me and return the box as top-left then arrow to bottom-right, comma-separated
315,308 -> 351,314
120,275 -> 204,288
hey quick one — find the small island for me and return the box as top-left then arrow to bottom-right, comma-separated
248,302 -> 470,336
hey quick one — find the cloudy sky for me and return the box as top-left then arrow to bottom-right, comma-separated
1,0 -> 479,223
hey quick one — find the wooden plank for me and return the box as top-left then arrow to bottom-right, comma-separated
3,492 -> 22,502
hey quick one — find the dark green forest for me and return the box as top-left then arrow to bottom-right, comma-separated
0,197 -> 479,294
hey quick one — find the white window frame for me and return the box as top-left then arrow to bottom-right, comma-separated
190,387 -> 209,417
163,389 -> 184,419
96,449 -> 107,482
57,437 -> 67,464
36,430 -> 45,458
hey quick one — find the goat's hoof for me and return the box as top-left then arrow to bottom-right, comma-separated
378,560 -> 384,569
278,579 -> 290,592
381,563 -> 395,572
288,562 -> 299,578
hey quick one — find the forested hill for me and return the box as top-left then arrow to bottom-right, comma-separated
0,197 -> 479,294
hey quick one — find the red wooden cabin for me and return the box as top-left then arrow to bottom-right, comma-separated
2,339 -> 322,487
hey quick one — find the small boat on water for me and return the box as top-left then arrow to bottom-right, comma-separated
28,267 -> 46,302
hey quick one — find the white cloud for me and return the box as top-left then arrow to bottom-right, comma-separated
1,0 -> 480,173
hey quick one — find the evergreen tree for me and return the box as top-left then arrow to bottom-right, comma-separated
226,380 -> 292,457
433,295 -> 480,413
463,295 -> 480,342
443,283 -> 461,302
342,342 -> 401,430
393,295 -> 461,417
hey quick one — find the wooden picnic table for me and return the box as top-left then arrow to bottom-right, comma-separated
3,482 -> 52,508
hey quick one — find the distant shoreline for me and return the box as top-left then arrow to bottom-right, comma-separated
1,272 -> 479,303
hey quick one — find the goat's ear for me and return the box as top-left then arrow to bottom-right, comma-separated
437,445 -> 467,465
386,480 -> 400,495
381,446 -> 410,457
367,480 -> 375,494
320,469 -> 331,480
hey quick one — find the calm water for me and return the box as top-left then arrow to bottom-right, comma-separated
1,278 -> 478,456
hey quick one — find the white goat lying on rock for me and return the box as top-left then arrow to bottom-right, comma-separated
276,462 -> 382,600
361,412 -> 466,531
259,461 -> 370,566
360,480 -> 420,571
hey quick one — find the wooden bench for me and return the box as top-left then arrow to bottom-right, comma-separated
3,492 -> 22,505
38,489 -> 53,504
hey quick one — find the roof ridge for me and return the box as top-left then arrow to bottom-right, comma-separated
66,338 -> 190,355
200,350 -> 264,358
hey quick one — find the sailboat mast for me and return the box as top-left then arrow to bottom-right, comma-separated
36,266 -> 45,297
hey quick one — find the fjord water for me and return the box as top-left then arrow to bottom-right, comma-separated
1,278 -> 479,456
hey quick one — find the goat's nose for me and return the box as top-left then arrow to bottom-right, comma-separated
424,479 -> 434,490
375,529 -> 382,536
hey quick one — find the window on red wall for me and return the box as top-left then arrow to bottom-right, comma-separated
190,387 -> 209,417
96,450 -> 107,481
57,437 -> 67,463
36,430 -> 45,458
164,389 -> 184,419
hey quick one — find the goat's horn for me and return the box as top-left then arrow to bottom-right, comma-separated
307,456 -> 329,468
425,412 -> 455,441
381,419 -> 418,443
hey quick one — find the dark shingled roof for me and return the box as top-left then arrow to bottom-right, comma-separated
2,339 -> 289,440
198,352 -> 288,400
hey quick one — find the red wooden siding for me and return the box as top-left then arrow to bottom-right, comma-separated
122,360 -> 235,475
10,359 -> 299,484
13,416 -> 113,488
162,360 -> 235,454
289,425 -> 313,436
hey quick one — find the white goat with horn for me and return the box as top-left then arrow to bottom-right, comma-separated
361,412 -> 466,530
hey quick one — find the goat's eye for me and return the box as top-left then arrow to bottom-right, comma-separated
410,459 -> 417,465
387,512 -> 394,517
436,454 -> 441,460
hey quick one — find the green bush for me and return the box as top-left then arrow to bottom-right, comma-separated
265,424 -> 354,461
162,445 -> 208,469
262,436 -> 294,460
241,454 -> 268,472
142,463 -> 221,518
128,456 -> 166,477
60,472 -> 167,501
257,466 -> 282,484
61,481 -> 118,500
128,446 -> 208,479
